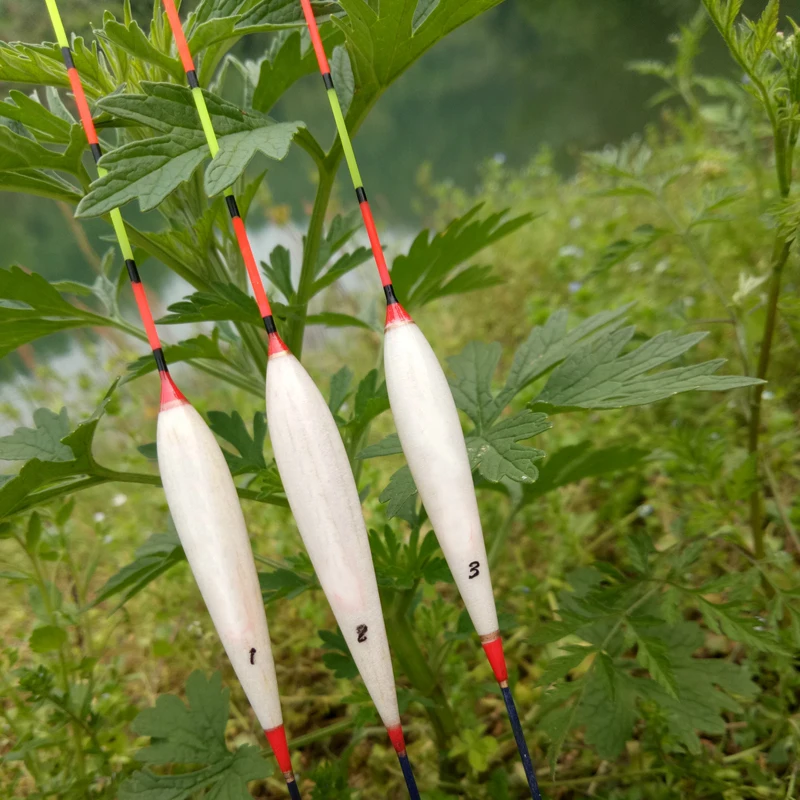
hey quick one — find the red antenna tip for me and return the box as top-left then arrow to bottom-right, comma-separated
385,302 -> 413,330
264,724 -> 294,775
481,634 -> 509,684
159,372 -> 189,411
268,332 -> 290,358
386,724 -> 407,755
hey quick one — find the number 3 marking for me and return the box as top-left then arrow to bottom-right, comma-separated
469,561 -> 480,579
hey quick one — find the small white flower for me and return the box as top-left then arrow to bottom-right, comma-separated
559,245 -> 584,259
103,534 -> 113,544
568,281 -> 583,294
628,260 -> 643,273
763,390 -> 775,400
492,152 -> 506,165
569,216 -> 583,230
683,296 -> 696,308
93,512 -> 106,523
655,259 -> 670,274
112,493 -> 128,507
637,504 -> 654,518
733,272 -> 768,305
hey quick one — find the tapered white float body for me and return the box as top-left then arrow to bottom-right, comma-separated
384,317 -> 499,639
266,344 -> 401,729
156,380 -> 283,732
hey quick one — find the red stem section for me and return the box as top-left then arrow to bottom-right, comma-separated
67,69 -> 98,143
232,216 -> 272,318
359,200 -> 392,287
131,282 -> 163,352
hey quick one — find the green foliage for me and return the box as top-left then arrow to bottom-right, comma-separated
119,671 -> 272,799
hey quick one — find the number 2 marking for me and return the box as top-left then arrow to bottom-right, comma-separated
356,624 -> 368,643
469,561 -> 480,579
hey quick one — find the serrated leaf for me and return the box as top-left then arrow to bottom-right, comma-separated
328,366 -> 353,415
349,370 -> 390,428
0,408 -> 72,463
699,599 -> 789,654
236,0 -> 339,32
207,411 -> 267,474
0,382 -> 116,519
320,628 -> 360,679
126,334 -> 228,381
379,466 -> 418,522
261,245 -> 294,301
391,205 -> 529,310
578,662 -> 637,759
447,340 -> 502,430
311,247 -> 372,296
0,118 -> 86,176
534,327 -> 761,410
120,672 -> 271,799
306,312 -> 376,331
78,83 -> 303,216
524,441 -> 647,503
538,647 -> 592,687
259,556 -> 317,604
330,45 -> 354,116
29,625 -> 67,653
466,410 -> 549,484
357,433 -> 402,460
98,18 -> 184,80
0,90 -> 73,143
630,620 -> 679,697
204,120 -> 302,196
158,283 -> 262,326
92,532 -> 185,612
0,266 -> 110,358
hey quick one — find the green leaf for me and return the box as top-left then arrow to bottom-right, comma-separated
261,245 -> 294,301
0,168 -> 83,204
332,0 -> 505,125
0,123 -> 85,176
533,328 -> 761,410
259,555 -> 318,604
538,647 -> 592,688
78,83 -> 303,216
125,334 -> 228,381
120,671 -> 271,799
158,283 -> 262,326
306,312 -> 376,331
330,45 -> 354,116
466,410 -> 549,484
699,599 -> 789,654
252,27 -> 343,114
0,408 -> 72,463
311,247 -> 372,296
29,625 -> 68,653
204,120 -> 303,196
236,0 -> 339,33
349,370 -> 390,429
91,532 -> 185,612
25,512 -> 42,550
0,266 -> 112,358
357,433 -> 402,460
447,341 -> 502,431
98,18 -> 184,80
379,466 -> 418,522
413,0 -> 441,31
328,366 -> 353,415
0,90 -> 73,143
577,662 -> 637,759
524,441 -> 647,503
207,411 -> 267,475
499,306 -> 632,409
320,628 -> 359,679
391,205 -> 529,310
0,382 -> 117,519
629,619 -> 679,698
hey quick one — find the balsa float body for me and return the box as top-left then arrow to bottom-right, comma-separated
298,1 -> 542,796
160,4 -> 420,795
44,3 -> 299,794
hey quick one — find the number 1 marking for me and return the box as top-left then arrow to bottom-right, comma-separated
249,648 -> 256,664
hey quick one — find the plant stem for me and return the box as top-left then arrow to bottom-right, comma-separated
748,235 -> 792,559
386,595 -> 459,780
488,501 -> 521,568
286,162 -> 338,357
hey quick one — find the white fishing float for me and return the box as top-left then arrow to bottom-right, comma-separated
44,2 -> 300,795
298,1 -> 542,795
161,3 -> 421,796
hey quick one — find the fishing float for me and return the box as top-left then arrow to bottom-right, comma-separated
297,2 -> 543,796
159,2 -> 421,796
43,2 -> 302,795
